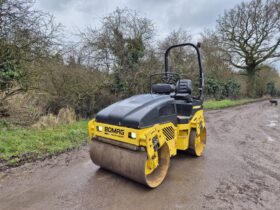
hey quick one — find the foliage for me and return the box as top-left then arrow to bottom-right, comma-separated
0,119 -> 11,128
80,8 -> 154,98
0,1 -> 279,122
0,40 -> 20,94
205,77 -> 241,100
0,0 -> 60,106
158,29 -> 195,78
34,57 -> 105,118
205,77 -> 225,100
225,78 -> 241,99
267,82 -> 277,97
201,31 -> 232,80
255,65 -> 280,97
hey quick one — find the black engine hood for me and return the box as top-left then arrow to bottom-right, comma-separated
95,94 -> 177,129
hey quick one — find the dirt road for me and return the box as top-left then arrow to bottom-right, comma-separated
0,101 -> 279,210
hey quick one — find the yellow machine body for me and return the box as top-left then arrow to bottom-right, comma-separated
88,108 -> 206,187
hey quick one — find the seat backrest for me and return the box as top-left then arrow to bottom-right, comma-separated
152,83 -> 175,94
176,79 -> 192,94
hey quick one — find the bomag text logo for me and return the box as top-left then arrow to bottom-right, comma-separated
105,126 -> 124,136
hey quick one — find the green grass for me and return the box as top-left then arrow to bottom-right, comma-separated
0,120 -> 88,167
204,99 -> 255,109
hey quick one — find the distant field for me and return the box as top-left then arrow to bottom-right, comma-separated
204,99 -> 256,109
0,121 -> 88,169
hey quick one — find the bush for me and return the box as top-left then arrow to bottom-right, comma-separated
35,59 -> 106,118
267,82 -> 278,97
0,119 -> 11,128
205,77 -> 226,100
205,77 -> 240,100
225,78 -> 240,99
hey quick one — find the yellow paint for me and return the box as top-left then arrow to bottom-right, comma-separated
176,124 -> 190,150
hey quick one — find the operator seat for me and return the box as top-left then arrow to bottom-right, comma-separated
174,79 -> 193,123
174,79 -> 192,102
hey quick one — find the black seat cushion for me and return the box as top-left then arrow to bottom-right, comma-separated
152,83 -> 175,94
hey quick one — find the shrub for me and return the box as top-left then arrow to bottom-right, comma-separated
225,78 -> 240,99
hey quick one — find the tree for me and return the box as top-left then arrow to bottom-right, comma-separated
0,40 -> 21,103
255,65 -> 280,96
80,8 -> 154,97
0,0 -> 61,106
216,0 -> 280,97
201,31 -> 232,81
158,29 -> 192,75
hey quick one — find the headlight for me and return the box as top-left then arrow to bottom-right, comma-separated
96,126 -> 103,131
129,132 -> 137,139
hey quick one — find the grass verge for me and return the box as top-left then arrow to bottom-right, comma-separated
204,98 -> 257,110
0,120 -> 88,169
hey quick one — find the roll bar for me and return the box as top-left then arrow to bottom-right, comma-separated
164,43 -> 204,101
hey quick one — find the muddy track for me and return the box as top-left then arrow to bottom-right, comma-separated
0,101 -> 279,210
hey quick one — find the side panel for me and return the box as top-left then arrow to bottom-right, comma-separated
190,110 -> 205,134
176,110 -> 205,151
158,123 -> 177,157
176,124 -> 191,150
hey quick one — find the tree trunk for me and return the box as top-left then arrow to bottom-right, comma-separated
247,70 -> 257,98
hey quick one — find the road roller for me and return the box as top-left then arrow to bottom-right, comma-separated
88,43 -> 206,188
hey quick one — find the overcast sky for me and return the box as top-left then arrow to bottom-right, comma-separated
34,0 -> 280,70
34,0 -> 249,41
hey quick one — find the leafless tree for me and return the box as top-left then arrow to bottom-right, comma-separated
0,0 -> 61,60
216,0 -> 280,96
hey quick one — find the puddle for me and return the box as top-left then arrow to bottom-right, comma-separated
267,120 -> 278,127
261,131 -> 275,142
266,136 -> 275,142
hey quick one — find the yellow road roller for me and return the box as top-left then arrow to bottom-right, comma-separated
88,43 -> 206,188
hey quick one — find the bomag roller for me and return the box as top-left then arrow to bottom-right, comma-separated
88,43 -> 207,188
